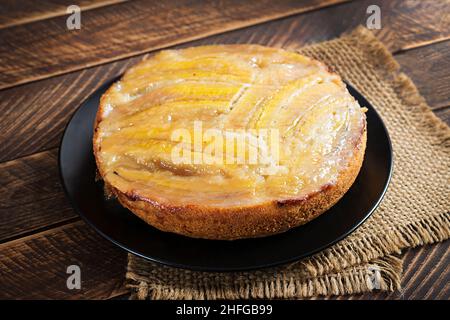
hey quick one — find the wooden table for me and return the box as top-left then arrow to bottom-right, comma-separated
1,0 -> 448,300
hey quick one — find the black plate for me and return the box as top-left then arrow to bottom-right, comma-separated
59,78 -> 392,271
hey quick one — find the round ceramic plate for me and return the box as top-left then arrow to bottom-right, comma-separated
59,77 -> 392,271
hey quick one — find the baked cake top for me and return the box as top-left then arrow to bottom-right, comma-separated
94,45 -> 366,207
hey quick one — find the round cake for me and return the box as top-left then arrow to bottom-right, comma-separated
93,44 -> 367,240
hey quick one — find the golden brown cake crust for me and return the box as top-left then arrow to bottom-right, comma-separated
93,44 -> 367,240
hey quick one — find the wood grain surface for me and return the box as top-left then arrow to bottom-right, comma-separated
0,0 -> 127,29
395,40 -> 450,109
0,149 -> 76,242
0,221 -> 127,299
435,107 -> 450,125
330,242 -> 450,300
0,0 -> 348,90
0,0 -> 448,300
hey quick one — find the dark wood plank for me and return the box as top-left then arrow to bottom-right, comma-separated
406,242 -> 449,299
0,0 -> 127,29
0,0 -> 347,89
324,241 -> 449,300
0,220 -> 128,299
396,41 -> 450,109
0,61 -> 137,164
434,107 -> 450,126
362,241 -> 450,300
189,0 -> 450,54
1,0 -> 449,164
1,0 -> 448,90
0,149 -> 77,242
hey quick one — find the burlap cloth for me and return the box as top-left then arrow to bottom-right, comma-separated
126,27 -> 450,299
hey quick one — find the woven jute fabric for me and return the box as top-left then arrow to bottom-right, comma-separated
126,27 -> 450,299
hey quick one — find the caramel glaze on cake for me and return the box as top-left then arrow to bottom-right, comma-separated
93,45 -> 367,240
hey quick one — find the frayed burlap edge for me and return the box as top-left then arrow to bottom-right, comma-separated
126,255 -> 402,300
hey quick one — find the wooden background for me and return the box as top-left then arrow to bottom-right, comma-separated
0,0 -> 449,300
